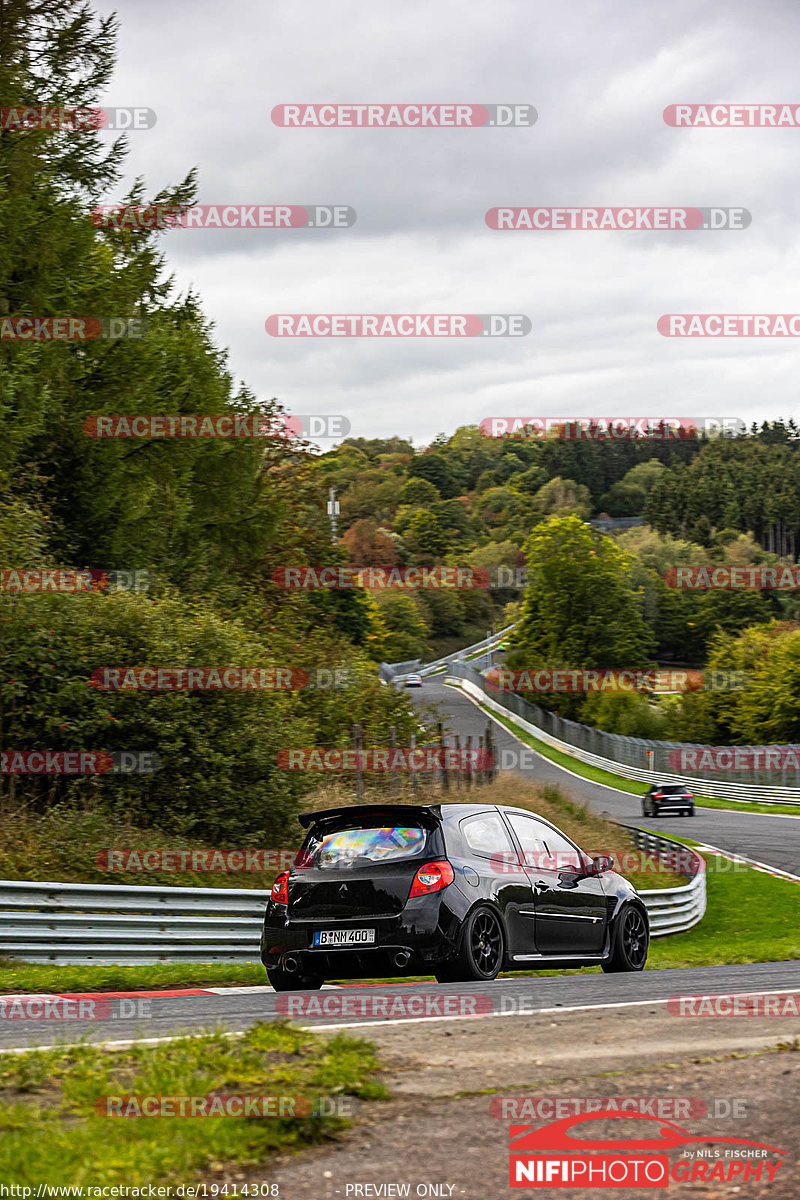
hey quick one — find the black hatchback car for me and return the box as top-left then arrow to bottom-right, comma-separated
642,785 -> 695,818
260,802 -> 649,990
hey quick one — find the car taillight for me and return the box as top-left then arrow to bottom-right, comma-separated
271,871 -> 289,904
409,860 -> 454,898
652,793 -> 664,799
685,791 -> 694,799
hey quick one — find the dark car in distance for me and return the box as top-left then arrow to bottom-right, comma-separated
642,784 -> 695,818
261,802 -> 650,990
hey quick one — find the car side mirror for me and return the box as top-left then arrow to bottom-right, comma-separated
589,854 -> 614,875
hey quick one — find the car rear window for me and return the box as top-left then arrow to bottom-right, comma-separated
304,825 -> 428,869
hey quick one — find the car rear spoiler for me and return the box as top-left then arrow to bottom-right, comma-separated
297,803 -> 443,829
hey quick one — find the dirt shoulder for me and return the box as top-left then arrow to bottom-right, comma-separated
261,1006 -> 799,1199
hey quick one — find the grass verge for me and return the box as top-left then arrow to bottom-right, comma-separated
0,960 -> 269,995
0,1021 -> 386,1186
646,861 -> 800,968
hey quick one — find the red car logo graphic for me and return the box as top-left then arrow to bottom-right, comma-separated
510,1109 -> 784,1155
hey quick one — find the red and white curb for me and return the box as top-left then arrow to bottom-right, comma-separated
693,842 -> 800,884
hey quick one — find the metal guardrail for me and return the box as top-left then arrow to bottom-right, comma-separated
386,625 -> 516,685
0,824 -> 705,963
623,827 -> 706,936
0,881 -> 267,965
447,664 -> 800,806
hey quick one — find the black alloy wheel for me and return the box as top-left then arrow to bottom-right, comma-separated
470,909 -> 504,978
602,904 -> 649,973
436,906 -> 505,982
622,906 -> 648,968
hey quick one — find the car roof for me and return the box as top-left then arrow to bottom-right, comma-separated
297,801 -> 582,845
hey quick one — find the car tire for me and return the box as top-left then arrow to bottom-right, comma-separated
601,904 -> 649,973
266,967 -> 324,992
438,906 -> 505,982
688,807 -> 695,817
641,802 -> 648,816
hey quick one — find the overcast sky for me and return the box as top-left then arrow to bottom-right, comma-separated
96,0 -> 800,447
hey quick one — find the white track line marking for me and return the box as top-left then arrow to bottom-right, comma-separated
294,987 -> 800,1031
692,842 -> 800,883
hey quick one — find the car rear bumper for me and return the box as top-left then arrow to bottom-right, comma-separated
261,895 -> 462,975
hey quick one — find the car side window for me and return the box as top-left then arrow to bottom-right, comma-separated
506,813 -> 582,871
540,826 -> 583,870
460,814 -> 515,858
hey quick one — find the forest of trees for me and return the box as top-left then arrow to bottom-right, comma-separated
315,422 -> 800,664
0,0 -> 415,842
3,1 -> 800,839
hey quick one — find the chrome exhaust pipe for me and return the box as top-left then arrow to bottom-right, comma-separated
283,954 -> 300,973
393,950 -> 411,969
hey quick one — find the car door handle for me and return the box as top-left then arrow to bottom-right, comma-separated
533,880 -> 548,894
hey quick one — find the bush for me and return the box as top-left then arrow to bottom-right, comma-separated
0,592 -> 314,842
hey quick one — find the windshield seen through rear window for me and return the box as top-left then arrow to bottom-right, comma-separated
305,826 -> 428,869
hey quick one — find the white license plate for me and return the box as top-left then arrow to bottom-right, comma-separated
313,928 -> 376,947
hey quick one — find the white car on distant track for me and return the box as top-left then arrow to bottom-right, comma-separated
403,673 -> 423,687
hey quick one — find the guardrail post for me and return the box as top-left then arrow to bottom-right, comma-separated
410,732 -> 418,798
389,726 -> 399,797
438,722 -> 449,793
353,724 -> 364,801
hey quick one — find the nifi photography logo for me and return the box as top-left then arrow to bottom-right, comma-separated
508,1110 -> 783,1188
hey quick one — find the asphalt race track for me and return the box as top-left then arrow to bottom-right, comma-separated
408,676 -> 800,877
1,961 -> 799,1052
